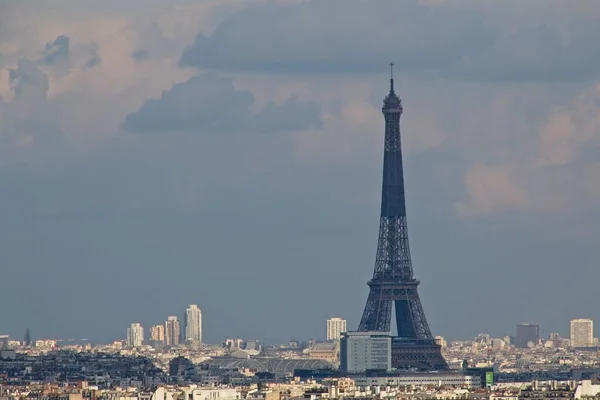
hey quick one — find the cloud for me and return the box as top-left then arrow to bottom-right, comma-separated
0,60 -> 62,153
455,163 -> 528,217
0,4 -> 206,148
84,53 -> 102,69
446,21 -> 600,82
538,83 -> 600,166
131,49 -> 149,61
42,35 -> 70,67
123,73 -> 322,134
180,0 -> 600,82
3,0 -> 600,344
9,60 -> 49,101
456,82 -> 600,217
180,0 -> 496,75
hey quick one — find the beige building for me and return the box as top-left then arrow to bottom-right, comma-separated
150,324 -> 165,342
435,335 -> 447,348
165,316 -> 181,346
571,318 -> 594,347
306,341 -> 340,364
326,317 -> 347,341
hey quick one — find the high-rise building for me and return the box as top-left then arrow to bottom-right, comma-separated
515,323 -> 539,348
126,323 -> 144,347
326,317 -> 347,341
150,324 -> 165,342
571,319 -> 594,348
340,331 -> 392,373
23,328 -> 31,346
165,316 -> 181,346
184,304 -> 202,343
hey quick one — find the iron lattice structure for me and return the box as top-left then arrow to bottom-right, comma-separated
358,67 -> 448,371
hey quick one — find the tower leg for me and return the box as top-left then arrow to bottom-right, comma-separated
358,289 -> 392,332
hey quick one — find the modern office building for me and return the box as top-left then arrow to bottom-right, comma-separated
184,304 -> 202,343
23,329 -> 31,346
516,323 -> 539,348
126,323 -> 144,347
165,316 -> 181,346
327,317 -> 347,341
340,331 -> 392,373
571,319 -> 594,348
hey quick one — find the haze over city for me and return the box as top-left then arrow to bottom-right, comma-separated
1,0 -> 600,345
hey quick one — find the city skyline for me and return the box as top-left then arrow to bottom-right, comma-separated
2,1 -> 600,344
3,315 -> 596,347
1,321 -> 597,351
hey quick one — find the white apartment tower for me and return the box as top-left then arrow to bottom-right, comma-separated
326,317 -> 347,341
571,318 -> 594,348
126,323 -> 144,347
184,304 -> 203,343
165,316 -> 181,346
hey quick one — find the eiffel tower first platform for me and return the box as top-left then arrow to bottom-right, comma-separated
357,65 -> 448,371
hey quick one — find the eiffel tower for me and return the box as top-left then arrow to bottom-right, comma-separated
357,64 -> 448,371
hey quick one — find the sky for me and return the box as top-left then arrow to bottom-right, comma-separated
1,0 -> 600,345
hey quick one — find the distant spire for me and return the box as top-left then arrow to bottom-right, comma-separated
389,63 -> 395,94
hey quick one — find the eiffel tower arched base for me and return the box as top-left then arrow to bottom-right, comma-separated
392,338 -> 448,371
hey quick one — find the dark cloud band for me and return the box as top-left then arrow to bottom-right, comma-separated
180,0 -> 600,82
123,73 -> 322,134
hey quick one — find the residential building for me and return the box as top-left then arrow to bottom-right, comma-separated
326,317 -> 347,341
571,319 -> 594,348
165,316 -> 181,346
435,335 -> 447,348
150,325 -> 165,342
184,304 -> 202,343
126,323 -> 144,347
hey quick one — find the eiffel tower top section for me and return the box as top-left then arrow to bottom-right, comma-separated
380,63 -> 406,216
383,63 -> 402,115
